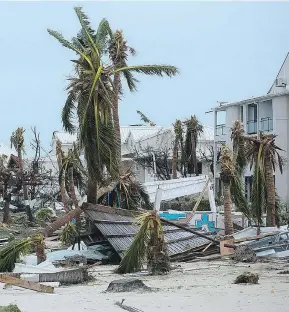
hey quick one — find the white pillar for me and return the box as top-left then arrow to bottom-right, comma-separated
213,109 -> 217,198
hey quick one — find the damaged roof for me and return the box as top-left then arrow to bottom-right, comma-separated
83,203 -> 213,259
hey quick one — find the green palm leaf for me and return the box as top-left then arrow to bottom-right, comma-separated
114,65 -> 179,77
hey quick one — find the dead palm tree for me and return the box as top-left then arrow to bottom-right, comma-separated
10,128 -> 34,223
185,115 -> 203,176
172,119 -> 183,179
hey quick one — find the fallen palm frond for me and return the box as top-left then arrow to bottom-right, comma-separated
35,208 -> 53,222
60,222 -> 77,246
116,211 -> 170,275
0,234 -> 44,272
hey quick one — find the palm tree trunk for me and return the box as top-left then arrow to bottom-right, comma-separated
223,182 -> 234,235
172,141 -> 178,179
112,72 -> 121,162
68,167 -> 79,209
87,178 -> 97,204
18,149 -> 34,223
42,207 -> 82,237
265,159 -> 275,227
2,182 -> 11,224
56,141 -> 70,212
191,133 -> 198,176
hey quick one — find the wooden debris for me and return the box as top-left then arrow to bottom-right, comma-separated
0,275 -> 54,293
234,272 -> 259,284
106,278 -> 151,293
202,242 -> 213,253
115,300 -> 144,312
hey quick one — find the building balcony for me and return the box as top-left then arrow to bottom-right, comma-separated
216,124 -> 226,136
260,117 -> 273,132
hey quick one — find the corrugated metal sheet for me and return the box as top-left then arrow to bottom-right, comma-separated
84,204 -> 212,259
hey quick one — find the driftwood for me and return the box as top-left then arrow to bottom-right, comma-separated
115,300 -> 144,312
0,275 -> 54,293
39,268 -> 88,285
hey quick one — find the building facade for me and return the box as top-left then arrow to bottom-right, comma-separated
213,53 -> 289,202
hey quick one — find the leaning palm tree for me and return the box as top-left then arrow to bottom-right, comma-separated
116,211 -> 170,275
10,128 -> 34,223
0,155 -> 11,224
48,8 -> 178,203
108,29 -> 178,152
185,115 -> 203,176
220,145 -> 250,235
172,119 -> 183,179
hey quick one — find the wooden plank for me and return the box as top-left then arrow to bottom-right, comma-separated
202,242 -> 213,253
0,275 -> 54,293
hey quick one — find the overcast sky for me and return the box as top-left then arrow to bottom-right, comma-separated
0,1 -> 289,154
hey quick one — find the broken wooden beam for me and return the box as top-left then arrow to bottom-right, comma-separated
0,275 -> 54,293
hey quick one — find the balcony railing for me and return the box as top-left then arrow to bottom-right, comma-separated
247,120 -> 257,134
260,117 -> 273,132
216,124 -> 226,136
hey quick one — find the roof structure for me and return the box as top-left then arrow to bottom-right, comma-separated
83,203 -> 213,260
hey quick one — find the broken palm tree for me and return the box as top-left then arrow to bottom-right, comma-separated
0,234 -> 46,272
116,211 -> 170,275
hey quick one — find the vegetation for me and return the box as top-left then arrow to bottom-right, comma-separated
60,222 -> 77,246
116,211 -> 170,274
136,110 -> 156,126
35,208 -> 53,223
0,305 -> 22,312
0,234 -> 45,272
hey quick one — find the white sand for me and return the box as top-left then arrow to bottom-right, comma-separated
1,260 -> 289,312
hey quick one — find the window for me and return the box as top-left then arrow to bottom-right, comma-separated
240,106 -> 243,122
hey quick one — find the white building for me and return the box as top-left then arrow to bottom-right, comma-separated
51,124 -> 214,183
213,53 -> 289,202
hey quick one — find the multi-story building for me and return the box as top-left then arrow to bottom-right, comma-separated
213,53 -> 289,202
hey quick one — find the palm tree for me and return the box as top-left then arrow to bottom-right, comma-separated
108,29 -> 178,152
172,119 -> 183,179
246,133 -> 283,227
185,115 -> 203,176
58,142 -> 87,210
10,128 -> 34,223
56,140 -> 70,212
48,8 -> 178,204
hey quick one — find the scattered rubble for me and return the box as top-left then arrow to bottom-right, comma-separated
106,278 -> 152,293
234,272 -> 259,284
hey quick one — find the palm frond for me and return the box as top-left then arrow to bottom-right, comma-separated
122,69 -> 139,92
74,7 -> 99,56
114,65 -> 179,77
62,92 -> 77,133
95,18 -> 113,54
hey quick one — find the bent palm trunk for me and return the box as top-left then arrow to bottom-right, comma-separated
112,72 -> 121,162
43,207 -> 82,237
223,182 -> 234,235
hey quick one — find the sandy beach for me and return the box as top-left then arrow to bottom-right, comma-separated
1,260 -> 288,312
